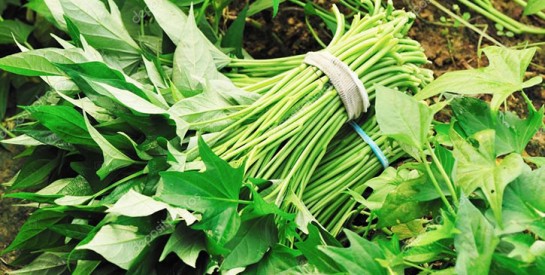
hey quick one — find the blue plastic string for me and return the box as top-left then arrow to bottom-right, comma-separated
349,121 -> 389,169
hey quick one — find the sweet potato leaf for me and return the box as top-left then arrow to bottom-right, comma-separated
106,189 -> 197,223
502,166 -> 545,238
320,230 -> 388,275
83,112 -> 136,179
454,197 -> 499,275
221,215 -> 278,270
157,137 -> 244,249
376,86 -> 439,161
143,0 -> 229,68
451,97 -> 544,156
0,19 -> 33,44
245,244 -> 302,274
9,253 -> 67,274
77,224 -> 148,270
451,129 -> 524,225
415,47 -> 542,112
221,5 -> 247,58
58,0 -> 140,55
0,47 -> 89,76
524,0 -> 545,15
159,223 -> 206,268
25,105 -> 96,146
1,209 -> 65,254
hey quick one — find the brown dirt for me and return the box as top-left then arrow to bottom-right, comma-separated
0,147 -> 25,273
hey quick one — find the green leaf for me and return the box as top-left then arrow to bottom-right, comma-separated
295,223 -> 342,273
0,47 -> 89,76
157,137 -> 243,249
244,244 -> 302,274
451,97 -> 544,156
524,0 -> 545,15
415,47 -> 541,112
77,224 -> 148,270
9,153 -> 60,190
320,230 -> 388,275
26,105 -> 95,146
50,223 -> 94,239
59,0 -> 140,54
374,168 -> 441,228
72,260 -> 101,275
106,189 -> 197,223
159,223 -> 206,268
64,16 -> 82,48
37,176 -> 93,196
2,209 -> 64,254
365,166 -> 441,213
502,166 -> 545,237
0,19 -> 33,44
171,8 -> 219,95
83,112 -> 136,179
168,85 -> 248,132
451,129 -> 524,225
376,86 -> 435,161
54,195 -> 93,206
1,134 -> 44,147
501,234 -> 545,264
495,103 -> 544,156
248,0 -> 286,16
83,77 -> 167,115
454,197 -> 499,275
451,97 -> 494,137
55,91 -> 114,123
408,210 -> 458,247
143,0 -> 230,68
221,5 -> 248,58
9,253 -> 67,274
2,192 -> 61,204
26,0 -> 55,25
221,215 -> 278,270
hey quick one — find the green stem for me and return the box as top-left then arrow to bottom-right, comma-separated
92,170 -> 147,198
427,142 -> 459,205
429,0 -> 504,47
0,123 -> 16,139
420,151 -> 456,215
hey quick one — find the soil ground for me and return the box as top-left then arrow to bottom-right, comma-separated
1,0 -> 544,272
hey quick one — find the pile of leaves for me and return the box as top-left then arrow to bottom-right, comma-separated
0,0 -> 544,274
0,0 -> 63,131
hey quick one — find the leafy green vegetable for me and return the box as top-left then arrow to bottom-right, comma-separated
0,47 -> 89,76
451,97 -> 544,156
221,5 -> 248,58
221,215 -> 278,270
9,253 -> 67,274
157,137 -> 244,249
159,223 -> 206,268
77,224 -> 148,270
451,129 -> 524,226
1,209 -> 64,254
83,112 -> 136,179
502,166 -> 545,238
0,19 -> 33,44
454,197 -> 499,275
415,47 -> 542,112
58,0 -> 140,55
376,86 -> 433,161
524,0 -> 545,15
320,230 -> 388,275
